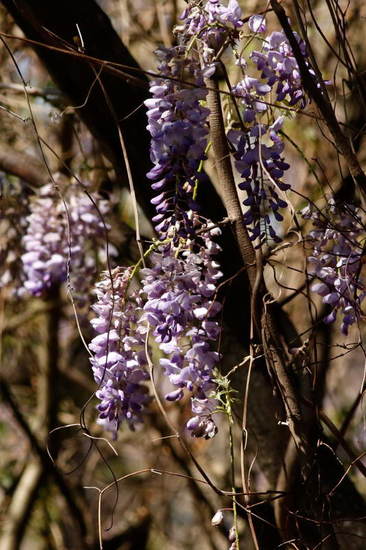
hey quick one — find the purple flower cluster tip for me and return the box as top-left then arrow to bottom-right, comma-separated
89,267 -> 150,437
141,231 -> 223,439
21,181 -> 111,305
145,48 -> 209,240
303,200 -> 365,335
229,117 -> 290,244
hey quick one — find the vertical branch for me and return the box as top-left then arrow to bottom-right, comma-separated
205,73 -> 317,542
0,459 -> 43,550
0,378 -> 89,549
0,288 -> 61,550
0,286 -> 90,549
205,77 -> 257,289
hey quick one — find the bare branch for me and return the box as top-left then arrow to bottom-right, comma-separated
0,142 -> 48,187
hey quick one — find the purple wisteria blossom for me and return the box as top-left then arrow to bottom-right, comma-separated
251,28 -> 309,108
145,49 -> 209,240
248,14 -> 267,34
21,181 -> 111,305
89,267 -> 150,436
228,117 -> 290,244
228,16 -> 312,244
179,0 -> 243,78
145,1 -> 246,241
140,230 -> 223,439
21,184 -> 67,295
303,200 -> 366,335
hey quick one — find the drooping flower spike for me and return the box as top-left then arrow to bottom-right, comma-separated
228,117 -> 290,244
303,199 -> 366,335
145,47 -> 209,240
21,180 -> 112,306
227,14 -> 311,244
89,267 -> 151,437
140,228 -> 223,438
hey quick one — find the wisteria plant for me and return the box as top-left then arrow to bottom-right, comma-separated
2,1 -> 366,549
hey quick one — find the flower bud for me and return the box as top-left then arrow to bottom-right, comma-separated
211,510 -> 224,526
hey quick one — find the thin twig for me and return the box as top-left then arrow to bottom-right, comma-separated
270,0 -> 366,201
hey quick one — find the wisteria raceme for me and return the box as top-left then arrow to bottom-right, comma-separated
89,267 -> 150,437
21,180 -> 111,305
145,0 -> 246,242
180,0 -> 243,78
227,14 -> 311,244
145,48 -> 209,240
302,200 -> 366,335
140,228 -> 223,438
229,118 -> 290,244
21,184 -> 65,296
251,28 -> 310,109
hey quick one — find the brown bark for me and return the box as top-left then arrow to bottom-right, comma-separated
0,141 -> 48,187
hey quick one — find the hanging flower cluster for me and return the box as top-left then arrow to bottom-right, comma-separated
88,1 -> 243,438
228,16 -> 310,244
302,200 -> 366,335
21,181 -> 111,305
140,230 -> 222,438
228,117 -> 290,243
146,0 -> 244,239
146,47 -> 209,240
89,227 -> 223,438
89,267 -> 150,437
